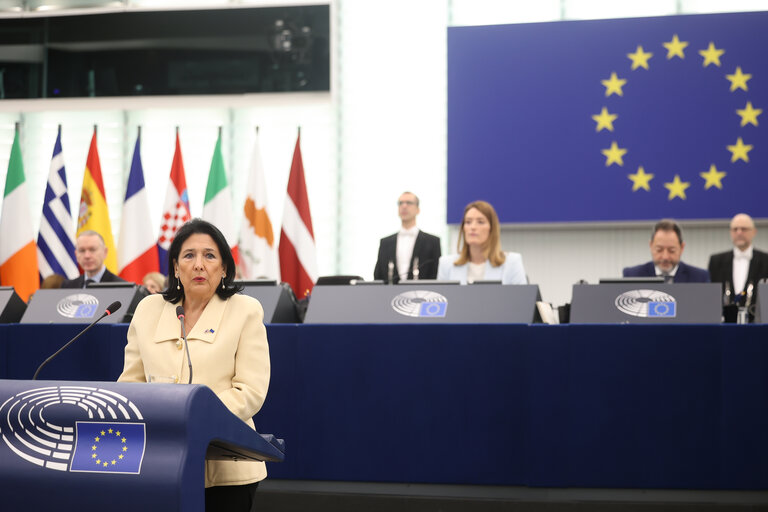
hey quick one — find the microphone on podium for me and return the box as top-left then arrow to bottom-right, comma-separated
32,301 -> 122,380
176,306 -> 193,384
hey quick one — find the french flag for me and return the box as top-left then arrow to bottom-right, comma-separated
157,130 -> 191,276
118,129 -> 159,284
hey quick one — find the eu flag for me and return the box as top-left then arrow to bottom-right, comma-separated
70,422 -> 146,474
448,11 -> 768,223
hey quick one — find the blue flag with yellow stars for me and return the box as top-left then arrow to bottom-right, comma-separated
70,422 -> 146,474
447,11 -> 767,223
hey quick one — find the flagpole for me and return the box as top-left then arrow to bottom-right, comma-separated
57,124 -> 61,137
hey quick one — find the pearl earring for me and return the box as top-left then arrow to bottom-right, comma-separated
176,275 -> 180,290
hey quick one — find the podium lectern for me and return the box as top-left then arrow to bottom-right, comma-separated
0,380 -> 284,511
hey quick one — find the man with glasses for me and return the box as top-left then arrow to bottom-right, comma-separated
708,213 -> 768,303
374,192 -> 441,283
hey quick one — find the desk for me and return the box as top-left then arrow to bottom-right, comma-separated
1,324 -> 767,489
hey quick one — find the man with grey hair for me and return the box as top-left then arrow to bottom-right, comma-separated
61,230 -> 127,288
708,213 -> 768,300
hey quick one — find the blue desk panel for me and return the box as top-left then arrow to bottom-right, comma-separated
1,324 -> 767,489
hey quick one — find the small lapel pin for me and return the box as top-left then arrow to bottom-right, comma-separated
205,328 -> 215,334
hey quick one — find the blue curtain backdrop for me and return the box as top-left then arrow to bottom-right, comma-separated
447,11 -> 767,223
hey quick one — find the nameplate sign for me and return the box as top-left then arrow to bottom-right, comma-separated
304,283 -> 541,324
570,283 -> 722,324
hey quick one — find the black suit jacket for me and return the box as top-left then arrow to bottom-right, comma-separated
622,260 -> 710,283
61,269 -> 128,289
708,248 -> 768,297
373,230 -> 441,283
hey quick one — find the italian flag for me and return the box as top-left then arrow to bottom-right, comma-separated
0,127 -> 39,302
202,130 -> 239,265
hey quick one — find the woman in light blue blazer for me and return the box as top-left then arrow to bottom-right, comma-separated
437,200 -> 527,285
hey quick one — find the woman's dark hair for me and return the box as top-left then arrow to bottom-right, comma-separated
162,218 -> 242,303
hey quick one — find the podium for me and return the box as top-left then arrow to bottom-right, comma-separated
304,283 -> 542,324
570,283 -> 722,324
0,380 -> 284,511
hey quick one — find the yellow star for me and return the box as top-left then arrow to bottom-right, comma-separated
103,462 -> 108,467
699,42 -> 725,67
727,137 -> 753,163
96,459 -> 101,465
628,166 -> 654,191
664,175 -> 690,200
108,429 -> 113,434
91,445 -> 97,451
601,72 -> 627,97
725,66 -> 751,92
592,107 -> 618,132
122,446 -> 128,452
736,101 -> 762,127
119,454 -> 124,460
663,34 -> 688,59
111,460 -> 117,465
91,453 -> 97,459
116,431 -> 121,437
121,437 -> 127,443
100,431 -> 105,436
94,437 -> 100,442
601,141 -> 627,166
627,45 -> 653,70
700,164 -> 726,190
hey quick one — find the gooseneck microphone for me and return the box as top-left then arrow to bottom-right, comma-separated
32,301 -> 122,380
176,306 -> 193,384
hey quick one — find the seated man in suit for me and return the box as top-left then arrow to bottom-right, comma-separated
61,230 -> 128,288
623,219 -> 709,283
373,191 -> 441,283
708,213 -> 768,302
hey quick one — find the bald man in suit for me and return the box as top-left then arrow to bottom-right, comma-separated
708,213 -> 768,302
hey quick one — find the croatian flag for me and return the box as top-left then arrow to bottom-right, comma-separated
118,130 -> 159,284
157,130 -> 191,275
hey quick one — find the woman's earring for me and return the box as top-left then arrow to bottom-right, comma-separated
176,275 -> 180,290
221,277 -> 225,289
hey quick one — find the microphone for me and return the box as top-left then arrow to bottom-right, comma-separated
404,257 -> 437,281
176,306 -> 193,384
387,260 -> 394,284
32,301 -> 122,380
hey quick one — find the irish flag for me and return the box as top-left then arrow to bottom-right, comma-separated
0,126 -> 39,302
77,128 -> 118,273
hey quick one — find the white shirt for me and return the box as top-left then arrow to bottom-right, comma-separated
733,245 -> 753,294
396,226 -> 419,280
467,262 -> 485,284
654,264 -> 678,278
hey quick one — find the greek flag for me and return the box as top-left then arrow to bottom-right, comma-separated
37,125 -> 78,280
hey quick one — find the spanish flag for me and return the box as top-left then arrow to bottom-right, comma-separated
77,128 -> 117,273
0,125 -> 39,302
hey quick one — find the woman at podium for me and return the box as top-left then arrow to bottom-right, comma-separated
118,219 -> 270,512
437,200 -> 527,285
